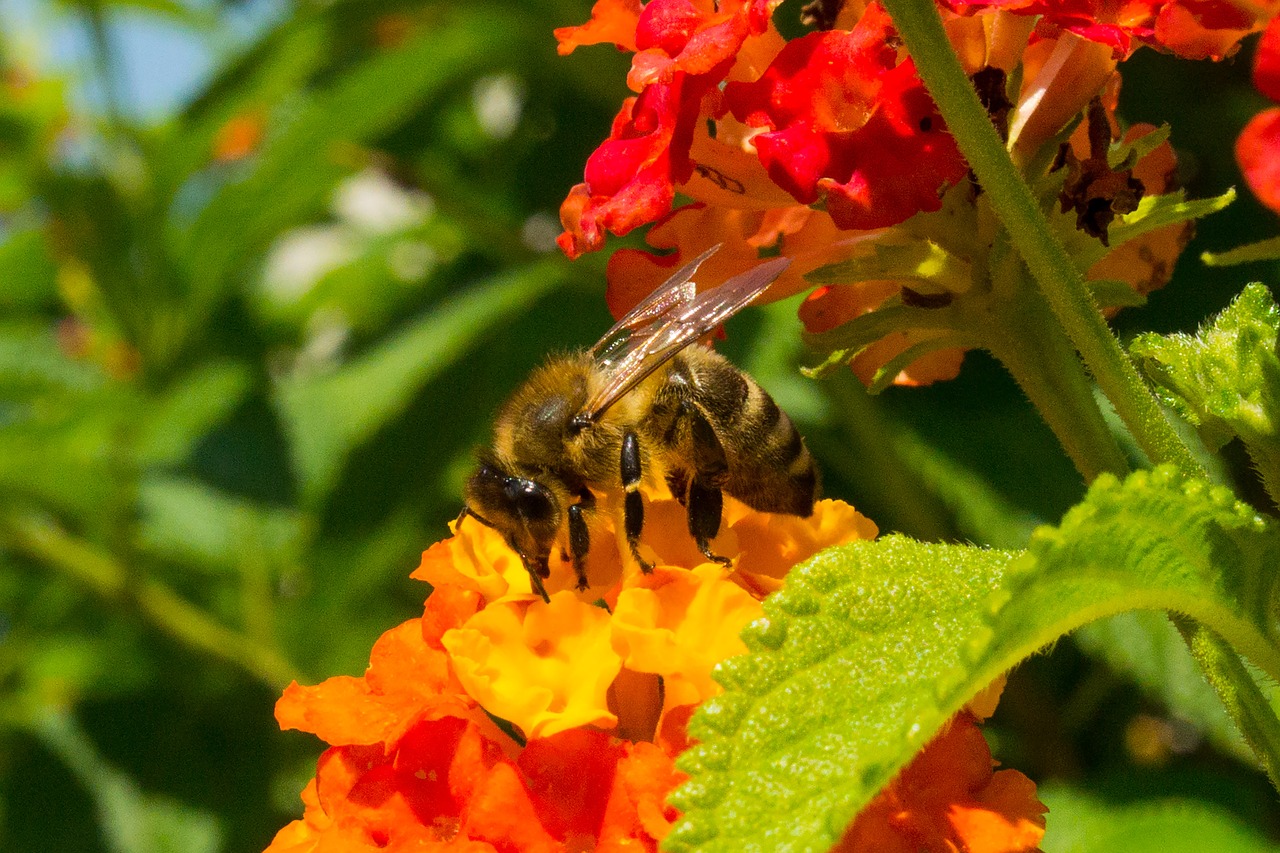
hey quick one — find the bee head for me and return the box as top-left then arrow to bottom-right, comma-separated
463,458 -> 562,561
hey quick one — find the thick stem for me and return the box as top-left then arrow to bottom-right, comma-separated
978,286 -> 1130,481
878,0 -> 1204,479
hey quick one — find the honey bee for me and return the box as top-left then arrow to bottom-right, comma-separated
460,246 -> 819,600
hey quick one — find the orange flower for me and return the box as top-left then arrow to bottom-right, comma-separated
266,490 -> 1041,853
836,711 -> 1047,852
268,492 -> 873,851
212,110 -> 265,162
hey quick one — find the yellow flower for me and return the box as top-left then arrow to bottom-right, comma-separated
443,592 -> 622,739
612,564 -> 762,711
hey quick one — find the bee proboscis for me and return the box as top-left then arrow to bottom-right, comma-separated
460,246 -> 819,600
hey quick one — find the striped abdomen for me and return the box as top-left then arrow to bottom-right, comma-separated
644,346 -> 818,517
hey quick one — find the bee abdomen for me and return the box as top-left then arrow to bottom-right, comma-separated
721,378 -> 818,517
669,349 -> 817,518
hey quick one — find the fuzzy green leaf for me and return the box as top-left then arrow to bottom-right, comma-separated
665,467 -> 1280,853
805,239 -> 971,294
1131,283 -> 1280,502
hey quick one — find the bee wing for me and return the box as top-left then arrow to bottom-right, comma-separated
580,255 -> 792,421
591,243 -> 722,365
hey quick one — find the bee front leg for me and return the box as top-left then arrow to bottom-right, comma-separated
515,544 -> 551,603
621,430 -> 654,572
567,488 -> 594,590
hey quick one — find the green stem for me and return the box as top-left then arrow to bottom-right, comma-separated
5,513 -> 302,689
878,0 -> 1204,480
978,281 -> 1130,480
1175,617 -> 1280,791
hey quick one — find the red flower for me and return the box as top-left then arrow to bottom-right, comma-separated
835,711 -> 1047,853
939,0 -> 1278,60
729,4 -> 968,230
1238,16 -> 1280,214
557,75 -> 706,257
1238,108 -> 1280,214
555,0 -> 783,258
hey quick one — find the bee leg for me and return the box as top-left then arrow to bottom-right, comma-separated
518,548 -> 552,603
567,489 -> 594,590
621,430 -> 654,572
685,406 -> 732,566
688,478 -> 731,566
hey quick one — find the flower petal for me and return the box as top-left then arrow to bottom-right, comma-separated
1237,107 -> 1280,214
443,593 -> 623,739
612,564 -> 762,708
834,713 -> 1046,852
554,0 -> 642,55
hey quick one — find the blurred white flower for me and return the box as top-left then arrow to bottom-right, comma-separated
332,168 -> 434,235
472,73 -> 524,140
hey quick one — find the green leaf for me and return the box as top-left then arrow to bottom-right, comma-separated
275,260 -> 564,504
800,302 -> 965,378
135,362 -> 252,465
1064,189 -> 1234,271
1107,123 -> 1172,170
666,467 -> 1280,852
136,476 -> 309,573
805,239 -> 971,294
33,708 -> 222,853
1202,235 -> 1280,266
0,229 -> 59,310
1039,785 -> 1275,853
1131,283 -> 1280,502
180,7 -> 532,315
0,321 -> 102,399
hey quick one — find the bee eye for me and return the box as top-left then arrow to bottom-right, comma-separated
505,478 -> 555,523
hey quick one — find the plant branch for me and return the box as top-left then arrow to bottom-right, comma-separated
878,0 -> 1204,479
5,513 -> 302,690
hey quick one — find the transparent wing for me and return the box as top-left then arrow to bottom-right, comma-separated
580,255 -> 791,421
591,243 -> 721,365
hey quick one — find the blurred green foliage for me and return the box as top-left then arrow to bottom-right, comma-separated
0,0 -> 1277,850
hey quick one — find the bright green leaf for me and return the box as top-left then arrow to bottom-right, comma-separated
0,229 -> 59,310
135,362 -> 252,465
667,467 -> 1280,852
1202,235 -> 1280,266
805,239 -> 971,294
0,321 -> 102,399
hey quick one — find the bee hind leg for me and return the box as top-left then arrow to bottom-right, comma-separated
621,431 -> 654,573
685,406 -> 731,566
688,478 -> 731,566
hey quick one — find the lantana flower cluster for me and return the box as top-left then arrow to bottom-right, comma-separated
557,0 -> 1277,386
266,490 -> 1045,851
